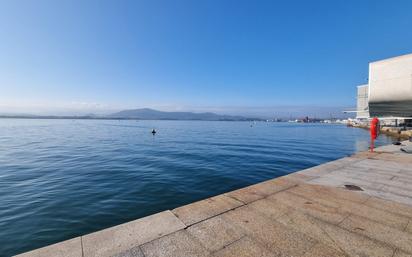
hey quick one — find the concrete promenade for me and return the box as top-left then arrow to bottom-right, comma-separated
16,141 -> 412,257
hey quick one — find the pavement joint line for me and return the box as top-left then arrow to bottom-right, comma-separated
347,168 -> 412,180
137,227 -> 187,251
336,213 -> 352,226
246,183 -> 300,204
303,212 -> 352,257
303,208 -> 399,256
380,189 -> 412,199
334,214 -> 400,254
403,219 -> 410,232
183,226 -> 214,254
80,236 -> 84,257
139,245 -> 147,257
301,175 -> 321,181
360,194 -> 372,204
224,182 -> 300,206
224,194 -> 247,205
208,235 -> 247,255
178,182 -> 299,229
285,186 -> 361,209
179,200 -> 247,228
172,182 -> 299,232
169,211 -> 188,229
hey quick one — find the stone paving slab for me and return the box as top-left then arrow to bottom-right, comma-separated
186,216 -> 245,252
140,230 -> 210,257
330,166 -> 397,181
381,185 -> 412,198
212,237 -> 274,257
360,187 -> 412,206
221,205 -> 317,257
112,246 -> 145,257
275,210 -> 345,251
295,157 -> 362,177
374,153 -> 412,165
350,151 -> 381,159
276,209 -> 396,257
281,172 -> 316,182
339,214 -> 412,253
15,141 -> 412,257
310,172 -> 412,203
395,150 -> 412,162
14,237 -> 82,257
82,210 -> 186,257
317,217 -> 395,257
289,182 -> 370,204
293,185 -> 409,230
351,158 -> 408,171
268,190 -> 348,224
394,250 -> 412,257
406,222 -> 412,234
308,153 -> 412,207
223,176 -> 298,204
247,197 -> 292,220
363,196 -> 412,219
301,243 -> 347,257
309,172 -> 387,191
343,165 -> 412,182
172,195 -> 243,226
393,175 -> 412,184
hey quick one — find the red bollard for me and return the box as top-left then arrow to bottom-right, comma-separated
370,117 -> 379,152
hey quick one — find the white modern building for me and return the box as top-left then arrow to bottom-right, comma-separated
353,53 -> 412,120
368,53 -> 412,118
356,84 -> 369,119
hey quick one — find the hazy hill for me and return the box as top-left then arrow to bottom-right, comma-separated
109,108 -> 258,121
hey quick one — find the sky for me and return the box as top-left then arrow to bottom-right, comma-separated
1,0 -> 412,117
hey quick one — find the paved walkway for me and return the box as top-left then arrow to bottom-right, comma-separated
16,141 -> 412,257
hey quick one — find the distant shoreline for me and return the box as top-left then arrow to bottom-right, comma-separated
0,116 -> 349,124
0,108 -> 266,121
0,108 -> 349,122
0,115 -> 263,121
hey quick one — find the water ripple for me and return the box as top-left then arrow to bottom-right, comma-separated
0,119 -> 393,256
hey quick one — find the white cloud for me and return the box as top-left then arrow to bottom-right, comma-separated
0,100 -> 119,115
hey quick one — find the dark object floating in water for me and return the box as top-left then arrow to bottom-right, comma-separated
151,129 -> 156,135
393,141 -> 402,145
344,184 -> 363,191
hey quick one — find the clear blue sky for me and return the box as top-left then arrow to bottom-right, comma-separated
1,0 -> 412,116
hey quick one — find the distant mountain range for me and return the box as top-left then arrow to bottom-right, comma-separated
0,108 -> 261,121
108,108 -> 259,121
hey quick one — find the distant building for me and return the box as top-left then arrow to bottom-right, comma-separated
356,84 -> 369,119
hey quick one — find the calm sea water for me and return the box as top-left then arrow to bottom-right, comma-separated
0,119 -> 393,256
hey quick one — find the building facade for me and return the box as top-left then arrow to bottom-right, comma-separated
368,53 -> 412,118
356,84 -> 369,119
